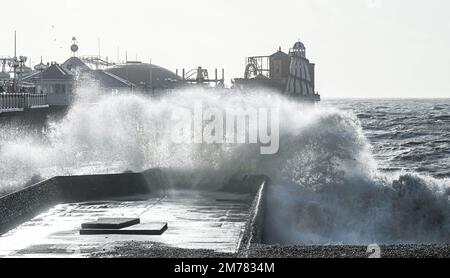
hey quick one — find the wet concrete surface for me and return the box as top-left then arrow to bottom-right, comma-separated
0,190 -> 253,257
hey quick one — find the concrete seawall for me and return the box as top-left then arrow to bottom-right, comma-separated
4,170 -> 445,258
237,175 -> 270,254
0,168 -> 268,251
0,169 -> 167,235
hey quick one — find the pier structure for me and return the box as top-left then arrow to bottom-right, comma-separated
232,47 -> 291,93
0,93 -> 47,113
176,67 -> 225,87
81,56 -> 115,70
285,41 -> 320,101
0,32 -> 49,114
1,36 -> 137,114
21,62 -> 75,106
2,35 -> 320,116
233,41 -> 320,102
70,37 -> 116,70
105,61 -> 182,94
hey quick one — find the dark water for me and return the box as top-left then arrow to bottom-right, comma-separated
323,99 -> 450,178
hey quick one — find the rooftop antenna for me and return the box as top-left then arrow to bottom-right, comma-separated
14,31 -> 17,58
39,56 -> 44,94
98,38 -> 101,57
13,31 -> 17,92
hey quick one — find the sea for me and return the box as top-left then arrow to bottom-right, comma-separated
0,91 -> 449,245
323,98 -> 450,179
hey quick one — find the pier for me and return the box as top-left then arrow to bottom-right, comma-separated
0,93 -> 48,113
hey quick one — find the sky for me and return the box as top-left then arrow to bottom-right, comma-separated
1,0 -> 450,98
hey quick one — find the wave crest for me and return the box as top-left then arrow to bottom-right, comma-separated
0,88 -> 449,244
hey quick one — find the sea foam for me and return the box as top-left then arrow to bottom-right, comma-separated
0,87 -> 449,244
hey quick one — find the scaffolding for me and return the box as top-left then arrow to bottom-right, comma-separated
81,55 -> 116,70
177,67 -> 225,87
244,55 -> 270,79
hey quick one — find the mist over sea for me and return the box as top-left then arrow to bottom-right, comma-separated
0,90 -> 449,245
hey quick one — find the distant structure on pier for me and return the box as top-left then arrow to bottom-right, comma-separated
105,61 -> 182,93
2,35 -> 196,111
233,41 -> 320,102
20,38 -> 186,106
175,67 -> 225,88
2,34 -> 320,114
1,31 -> 49,113
21,62 -> 74,106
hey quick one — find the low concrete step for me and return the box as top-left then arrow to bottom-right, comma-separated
80,222 -> 168,235
81,218 -> 140,229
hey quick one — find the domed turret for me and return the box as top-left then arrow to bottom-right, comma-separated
34,57 -> 49,71
290,41 -> 306,58
285,40 -> 320,101
293,41 -> 305,50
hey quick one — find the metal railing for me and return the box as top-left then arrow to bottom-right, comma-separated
0,93 -> 48,111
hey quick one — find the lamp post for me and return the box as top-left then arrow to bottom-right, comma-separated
18,56 -> 27,92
